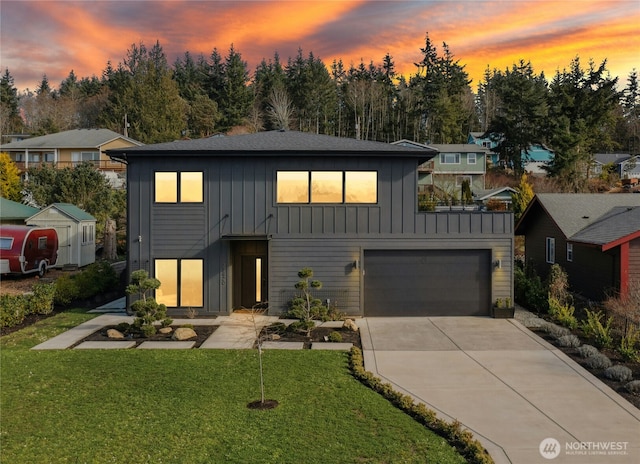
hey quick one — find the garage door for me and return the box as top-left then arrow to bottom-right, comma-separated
364,249 -> 491,316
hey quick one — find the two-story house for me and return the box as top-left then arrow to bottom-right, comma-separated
108,131 -> 513,317
0,129 -> 142,186
393,140 -> 489,197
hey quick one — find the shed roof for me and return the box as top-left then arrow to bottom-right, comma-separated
29,203 -> 96,222
0,129 -> 142,150
0,197 -> 39,221
108,130 -> 437,164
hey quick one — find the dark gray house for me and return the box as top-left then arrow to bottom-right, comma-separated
109,131 -> 513,317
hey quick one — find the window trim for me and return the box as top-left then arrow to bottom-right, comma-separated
546,237 -> 556,264
82,224 -> 95,245
155,258 -> 204,308
566,243 -> 573,262
467,153 -> 477,165
154,171 -> 204,204
440,153 -> 461,164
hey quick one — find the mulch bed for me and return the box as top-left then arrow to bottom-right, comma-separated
78,325 -> 218,348
531,327 -> 640,410
261,325 -> 361,350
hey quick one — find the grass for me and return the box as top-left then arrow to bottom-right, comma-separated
1,311 -> 466,464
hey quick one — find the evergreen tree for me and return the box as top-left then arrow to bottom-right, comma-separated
545,58 -> 620,191
0,68 -> 23,135
622,69 -> 640,154
220,45 -> 253,130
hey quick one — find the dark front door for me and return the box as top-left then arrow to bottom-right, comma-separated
232,241 -> 268,309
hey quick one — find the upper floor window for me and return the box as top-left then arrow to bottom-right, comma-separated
546,237 -> 555,264
277,171 -> 377,204
440,153 -> 460,164
155,171 -> 203,203
467,153 -> 477,164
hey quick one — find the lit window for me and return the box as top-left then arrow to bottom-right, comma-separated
546,237 -> 555,264
440,153 -> 460,164
567,243 -> 573,262
277,171 -> 309,203
155,171 -> 203,203
311,171 -> 342,203
345,171 -> 377,203
155,259 -> 203,308
467,153 -> 477,164
155,172 -> 177,203
180,172 -> 203,203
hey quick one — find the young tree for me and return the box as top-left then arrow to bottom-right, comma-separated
0,153 -> 22,201
511,173 -> 535,222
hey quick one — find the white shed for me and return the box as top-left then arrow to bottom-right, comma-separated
26,203 -> 96,268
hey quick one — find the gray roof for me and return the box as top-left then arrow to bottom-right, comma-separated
593,153 -> 632,165
0,197 -> 39,221
108,131 -> 437,162
0,129 -> 142,150
570,206 -> 640,246
29,203 -> 96,222
426,144 -> 491,153
534,193 -> 640,237
473,187 -> 517,201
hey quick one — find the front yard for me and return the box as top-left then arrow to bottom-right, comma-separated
0,311 -> 467,464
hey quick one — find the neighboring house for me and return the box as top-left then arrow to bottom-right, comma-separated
0,197 -> 39,225
26,203 -> 96,268
592,153 -> 639,180
468,133 -> 554,174
515,194 -> 640,300
109,130 -> 514,318
0,129 -> 143,186
393,140 -> 489,196
473,187 -> 518,209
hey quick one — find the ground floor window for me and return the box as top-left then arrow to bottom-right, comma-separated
155,258 -> 203,307
546,237 -> 555,264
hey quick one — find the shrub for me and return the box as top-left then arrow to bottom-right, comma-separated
618,325 -> 640,362
328,331 -> 343,342
73,260 -> 118,299
625,380 -> 640,395
0,294 -> 27,328
603,365 -> 633,382
548,295 -> 577,329
557,334 -> 581,348
285,267 -> 328,335
514,265 -> 547,312
126,269 -> 168,337
29,283 -> 56,315
542,322 -> 570,339
53,274 -> 80,306
577,344 -> 599,358
547,264 -> 570,305
581,309 -> 613,349
584,353 -> 612,370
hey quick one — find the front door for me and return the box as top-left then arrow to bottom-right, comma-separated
232,241 -> 268,309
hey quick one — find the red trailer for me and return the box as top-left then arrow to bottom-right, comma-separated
0,225 -> 58,276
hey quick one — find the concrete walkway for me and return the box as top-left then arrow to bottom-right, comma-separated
359,316 -> 640,464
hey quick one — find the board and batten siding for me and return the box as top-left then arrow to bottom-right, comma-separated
126,153 -> 513,315
630,238 -> 640,285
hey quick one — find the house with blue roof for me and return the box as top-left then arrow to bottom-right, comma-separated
468,133 -> 554,174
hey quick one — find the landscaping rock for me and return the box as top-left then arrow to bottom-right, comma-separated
159,327 -> 173,334
270,334 -> 281,341
172,327 -> 197,340
343,319 -> 358,331
107,329 -> 124,339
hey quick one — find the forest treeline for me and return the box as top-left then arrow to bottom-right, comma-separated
1,33 -> 639,191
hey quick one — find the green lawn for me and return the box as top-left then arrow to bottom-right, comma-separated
1,312 -> 466,464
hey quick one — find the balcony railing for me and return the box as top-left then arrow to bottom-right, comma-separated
14,160 -> 126,172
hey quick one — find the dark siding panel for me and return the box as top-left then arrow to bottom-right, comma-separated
569,245 -> 616,300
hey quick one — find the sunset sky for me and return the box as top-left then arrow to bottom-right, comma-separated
1,0 -> 638,93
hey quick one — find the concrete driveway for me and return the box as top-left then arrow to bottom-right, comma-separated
359,316 -> 640,464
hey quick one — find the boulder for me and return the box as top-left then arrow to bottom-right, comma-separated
107,329 -> 124,339
270,334 -> 281,341
172,327 -> 197,340
159,327 -> 173,334
342,318 -> 358,331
